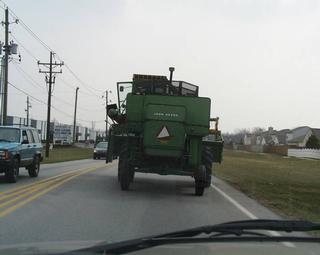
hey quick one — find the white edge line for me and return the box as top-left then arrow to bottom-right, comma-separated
211,184 -> 295,248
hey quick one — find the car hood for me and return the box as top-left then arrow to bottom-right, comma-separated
0,142 -> 20,150
0,240 -> 102,255
0,241 -> 318,255
130,243 -> 320,255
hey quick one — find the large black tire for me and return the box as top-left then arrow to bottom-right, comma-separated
5,157 -> 19,183
118,146 -> 132,190
202,145 -> 213,188
195,180 -> 205,196
194,165 -> 206,196
129,170 -> 135,183
28,156 -> 40,178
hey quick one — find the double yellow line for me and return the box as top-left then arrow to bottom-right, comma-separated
0,164 -> 105,218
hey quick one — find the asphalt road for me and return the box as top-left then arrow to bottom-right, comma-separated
0,159 -> 318,252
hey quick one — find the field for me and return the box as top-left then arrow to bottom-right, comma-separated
42,146 -> 93,164
215,150 -> 320,222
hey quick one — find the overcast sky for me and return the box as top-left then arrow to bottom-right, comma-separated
2,0 -> 320,132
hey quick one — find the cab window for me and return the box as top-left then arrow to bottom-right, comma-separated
22,130 -> 29,144
26,130 -> 35,143
32,130 -> 40,143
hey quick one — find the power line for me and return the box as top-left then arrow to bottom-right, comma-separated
52,95 -> 74,107
52,95 -> 104,113
10,34 -> 102,101
55,76 -> 98,97
12,42 -> 104,109
0,1 -> 53,52
54,57 -> 106,99
4,2 -> 104,99
12,61 -> 105,114
55,76 -> 101,98
11,64 -> 103,115
8,81 -> 71,119
59,61 -> 104,96
12,63 -> 45,91
52,94 -> 105,113
54,76 -> 76,91
0,2 -> 5,10
52,105 -> 108,124
8,81 -> 104,124
10,33 -> 39,61
8,81 -> 47,105
1,0 -> 104,100
10,34 -> 100,100
1,1 -> 108,126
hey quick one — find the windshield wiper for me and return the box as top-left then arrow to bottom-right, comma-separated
156,219 -> 320,238
62,219 -> 320,255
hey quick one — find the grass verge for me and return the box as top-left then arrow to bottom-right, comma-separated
42,146 -> 93,164
215,150 -> 320,222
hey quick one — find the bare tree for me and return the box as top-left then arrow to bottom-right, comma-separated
251,127 -> 265,135
234,128 -> 250,135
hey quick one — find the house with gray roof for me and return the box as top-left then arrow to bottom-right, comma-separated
243,133 -> 257,145
287,126 -> 312,148
222,133 -> 245,145
256,127 -> 279,145
276,129 -> 291,145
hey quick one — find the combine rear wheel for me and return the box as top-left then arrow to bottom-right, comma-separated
202,145 -> 213,188
118,146 -> 132,190
195,180 -> 205,196
194,165 -> 206,196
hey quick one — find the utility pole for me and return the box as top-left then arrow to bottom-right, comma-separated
105,90 -> 108,140
73,87 -> 79,144
104,90 -> 111,141
0,8 -> 18,125
25,96 -> 31,126
0,56 -> 5,125
38,51 -> 63,157
2,8 -> 9,125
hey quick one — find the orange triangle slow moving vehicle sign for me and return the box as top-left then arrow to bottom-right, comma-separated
156,126 -> 172,142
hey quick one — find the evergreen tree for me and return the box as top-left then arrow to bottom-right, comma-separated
306,134 -> 320,149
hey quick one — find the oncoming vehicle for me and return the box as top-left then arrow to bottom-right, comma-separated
0,126 -> 43,183
93,142 -> 108,159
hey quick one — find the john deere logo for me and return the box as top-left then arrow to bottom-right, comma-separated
153,112 -> 179,117
156,126 -> 172,143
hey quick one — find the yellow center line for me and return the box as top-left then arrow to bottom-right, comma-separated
0,170 -> 92,211
0,171 -> 80,202
0,177 -> 65,209
0,165 -> 105,218
0,163 -> 105,198
0,165 -> 103,205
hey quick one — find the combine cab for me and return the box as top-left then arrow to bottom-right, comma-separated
106,68 -> 223,196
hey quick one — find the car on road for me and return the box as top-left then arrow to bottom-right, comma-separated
0,126 -> 43,183
93,142 -> 108,159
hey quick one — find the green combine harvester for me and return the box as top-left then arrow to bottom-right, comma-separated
106,68 -> 223,196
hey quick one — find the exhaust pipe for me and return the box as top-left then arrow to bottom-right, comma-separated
169,67 -> 175,84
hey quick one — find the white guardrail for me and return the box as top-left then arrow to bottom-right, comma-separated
288,149 -> 320,160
